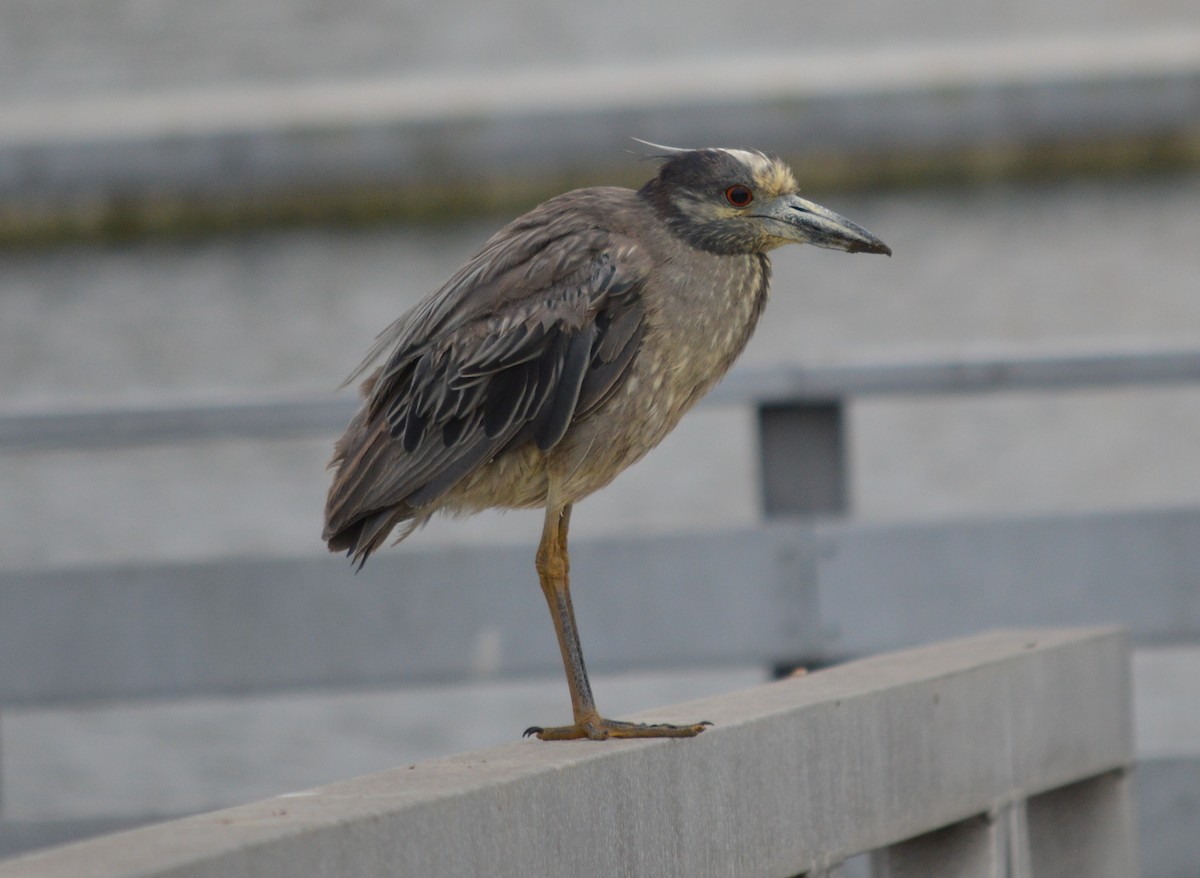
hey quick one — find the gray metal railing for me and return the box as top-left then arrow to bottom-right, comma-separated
2,509 -> 1196,705
3,347 -> 1200,704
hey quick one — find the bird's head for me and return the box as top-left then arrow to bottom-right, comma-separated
638,145 -> 891,257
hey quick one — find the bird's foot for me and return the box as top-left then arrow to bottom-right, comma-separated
523,715 -> 712,741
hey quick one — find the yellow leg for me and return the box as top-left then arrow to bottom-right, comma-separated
524,502 -> 711,741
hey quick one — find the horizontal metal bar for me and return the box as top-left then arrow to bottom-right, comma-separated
0,507 -> 1193,705
0,525 -> 818,704
0,396 -> 357,453
0,628 -> 1135,878
813,507 -> 1200,655
705,347 -> 1200,404
5,348 -> 1200,452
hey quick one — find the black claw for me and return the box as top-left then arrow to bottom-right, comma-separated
522,726 -> 544,738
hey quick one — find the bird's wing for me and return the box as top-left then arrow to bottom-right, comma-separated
343,190 -> 634,389
324,204 -> 652,550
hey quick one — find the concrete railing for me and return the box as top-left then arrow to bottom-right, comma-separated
0,628 -> 1138,878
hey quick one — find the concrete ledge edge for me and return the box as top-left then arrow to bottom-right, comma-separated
0,627 -> 1132,877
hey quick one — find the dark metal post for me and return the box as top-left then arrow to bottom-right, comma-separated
757,399 -> 849,675
757,400 -> 848,518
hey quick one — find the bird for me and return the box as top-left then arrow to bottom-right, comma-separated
324,145 -> 890,740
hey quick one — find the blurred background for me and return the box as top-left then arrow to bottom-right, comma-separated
1,0 -> 1198,872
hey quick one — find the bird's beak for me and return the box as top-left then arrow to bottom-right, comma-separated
759,194 -> 891,255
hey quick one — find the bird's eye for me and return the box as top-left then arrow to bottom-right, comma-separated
725,185 -> 754,207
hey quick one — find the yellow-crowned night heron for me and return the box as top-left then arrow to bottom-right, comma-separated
325,146 -> 890,740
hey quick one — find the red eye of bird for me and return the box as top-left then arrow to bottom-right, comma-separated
725,185 -> 754,207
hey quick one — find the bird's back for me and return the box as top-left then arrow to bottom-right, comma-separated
324,187 -> 666,562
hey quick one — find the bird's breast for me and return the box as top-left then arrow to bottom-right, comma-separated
640,250 -> 769,410
549,250 -> 770,499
